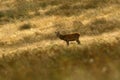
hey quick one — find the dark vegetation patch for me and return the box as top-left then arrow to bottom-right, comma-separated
1,0 -> 119,23
72,18 -> 120,36
45,0 -> 118,16
0,9 -> 15,24
19,23 -> 33,30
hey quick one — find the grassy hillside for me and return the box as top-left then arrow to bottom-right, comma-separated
0,0 -> 120,80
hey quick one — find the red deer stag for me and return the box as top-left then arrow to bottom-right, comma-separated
55,31 -> 80,46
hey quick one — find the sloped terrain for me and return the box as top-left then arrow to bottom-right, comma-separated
0,0 -> 120,80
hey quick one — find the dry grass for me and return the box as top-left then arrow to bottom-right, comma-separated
0,0 -> 120,80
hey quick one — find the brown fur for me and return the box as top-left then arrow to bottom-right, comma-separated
55,31 -> 81,46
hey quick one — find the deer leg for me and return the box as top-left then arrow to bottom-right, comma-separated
76,39 -> 81,44
66,41 -> 69,46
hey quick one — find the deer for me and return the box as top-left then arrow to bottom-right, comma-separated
55,31 -> 81,46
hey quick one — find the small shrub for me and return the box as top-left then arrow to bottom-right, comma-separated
19,23 -> 32,30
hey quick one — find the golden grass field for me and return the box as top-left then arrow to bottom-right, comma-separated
0,0 -> 120,80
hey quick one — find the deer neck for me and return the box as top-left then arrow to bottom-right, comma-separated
57,33 -> 63,40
